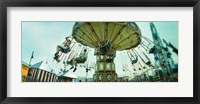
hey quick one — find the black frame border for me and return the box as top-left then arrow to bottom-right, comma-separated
0,0 -> 199,104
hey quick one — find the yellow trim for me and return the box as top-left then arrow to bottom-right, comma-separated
22,65 -> 29,76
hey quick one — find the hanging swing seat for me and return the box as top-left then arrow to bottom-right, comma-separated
57,45 -> 71,54
74,49 -> 88,64
54,38 -> 72,62
131,56 -> 138,65
74,57 -> 87,64
145,61 -> 154,68
145,61 -> 151,66
53,55 -> 60,62
66,58 -> 74,65
57,38 -> 72,54
148,45 -> 156,53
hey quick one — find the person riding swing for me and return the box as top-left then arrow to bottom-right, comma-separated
54,37 -> 72,62
74,49 -> 88,63
69,49 -> 88,72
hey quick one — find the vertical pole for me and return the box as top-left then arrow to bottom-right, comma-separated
29,51 -> 34,66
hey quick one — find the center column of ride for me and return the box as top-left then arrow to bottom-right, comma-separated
93,43 -> 118,82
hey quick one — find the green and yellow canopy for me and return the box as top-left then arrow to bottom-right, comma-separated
72,22 -> 141,51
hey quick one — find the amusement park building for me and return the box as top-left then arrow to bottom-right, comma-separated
23,61 -> 57,82
22,61 -> 30,81
57,71 -> 77,82
30,61 -> 56,82
22,61 -> 30,77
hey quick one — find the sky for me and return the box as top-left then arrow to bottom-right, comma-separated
22,22 -> 178,78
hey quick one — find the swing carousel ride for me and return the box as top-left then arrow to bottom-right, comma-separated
53,22 -> 178,82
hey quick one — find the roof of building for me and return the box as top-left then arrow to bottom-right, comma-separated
58,71 -> 78,79
31,61 -> 55,73
22,61 -> 30,67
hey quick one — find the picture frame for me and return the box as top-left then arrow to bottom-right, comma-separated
0,0 -> 199,104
